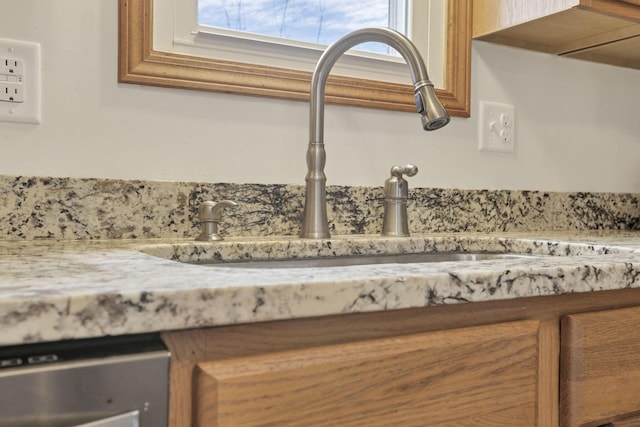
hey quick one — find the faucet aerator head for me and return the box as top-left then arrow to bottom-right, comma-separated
415,84 -> 450,131
422,115 -> 451,131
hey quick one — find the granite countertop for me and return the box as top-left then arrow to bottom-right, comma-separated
3,232 -> 640,347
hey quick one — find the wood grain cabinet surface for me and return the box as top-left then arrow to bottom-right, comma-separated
561,306 -> 640,427
473,0 -> 640,69
192,320 -> 539,426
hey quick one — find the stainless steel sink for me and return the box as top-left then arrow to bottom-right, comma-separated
191,252 -> 541,269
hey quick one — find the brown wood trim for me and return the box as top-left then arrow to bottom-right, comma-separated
579,0 -> 640,22
559,314 -> 585,427
538,320 -> 560,427
118,0 -> 471,117
556,23 -> 640,54
564,45 -> 640,69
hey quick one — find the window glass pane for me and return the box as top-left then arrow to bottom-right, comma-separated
198,0 -> 400,55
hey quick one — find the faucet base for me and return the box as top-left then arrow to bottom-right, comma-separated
381,200 -> 411,237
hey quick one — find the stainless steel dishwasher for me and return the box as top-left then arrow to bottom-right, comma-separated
0,334 -> 169,427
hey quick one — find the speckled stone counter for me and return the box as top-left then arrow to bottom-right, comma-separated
2,174 -> 640,347
1,175 -> 639,240
3,232 -> 640,347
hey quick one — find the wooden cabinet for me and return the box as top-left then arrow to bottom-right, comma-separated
162,289 -> 640,427
473,0 -> 640,69
561,306 -> 640,427
162,308 -> 553,426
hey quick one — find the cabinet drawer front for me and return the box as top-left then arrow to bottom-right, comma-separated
195,320 -> 539,426
561,306 -> 640,426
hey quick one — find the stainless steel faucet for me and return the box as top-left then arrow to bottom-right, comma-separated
300,27 -> 450,239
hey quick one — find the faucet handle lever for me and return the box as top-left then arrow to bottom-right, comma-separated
390,164 -> 418,179
196,200 -> 238,241
385,164 -> 418,200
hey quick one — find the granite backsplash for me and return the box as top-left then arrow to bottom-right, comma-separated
1,175 -> 639,240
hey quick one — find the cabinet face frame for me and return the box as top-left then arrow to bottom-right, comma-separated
118,0 -> 471,117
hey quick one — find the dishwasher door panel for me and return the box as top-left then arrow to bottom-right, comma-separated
0,343 -> 168,427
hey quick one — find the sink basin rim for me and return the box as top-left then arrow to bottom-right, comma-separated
188,252 -> 543,269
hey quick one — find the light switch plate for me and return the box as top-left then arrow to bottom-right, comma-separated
0,38 -> 41,124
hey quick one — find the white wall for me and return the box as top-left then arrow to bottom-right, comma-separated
1,0 -> 640,192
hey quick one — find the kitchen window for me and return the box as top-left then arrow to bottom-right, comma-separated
197,0 -> 408,56
118,0 -> 471,116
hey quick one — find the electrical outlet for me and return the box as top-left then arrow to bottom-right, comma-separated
0,38 -> 40,124
0,58 -> 24,76
0,82 -> 24,102
478,101 -> 515,153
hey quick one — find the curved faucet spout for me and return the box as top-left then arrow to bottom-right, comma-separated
301,27 -> 450,239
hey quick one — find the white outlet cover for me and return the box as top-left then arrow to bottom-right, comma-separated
478,101 -> 515,153
0,38 -> 41,124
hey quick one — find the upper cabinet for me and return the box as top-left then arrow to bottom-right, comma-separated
473,0 -> 640,69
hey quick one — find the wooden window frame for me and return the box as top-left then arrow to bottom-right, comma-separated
118,0 -> 471,117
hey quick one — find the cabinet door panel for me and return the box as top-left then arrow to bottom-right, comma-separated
195,320 -> 540,426
561,306 -> 640,426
